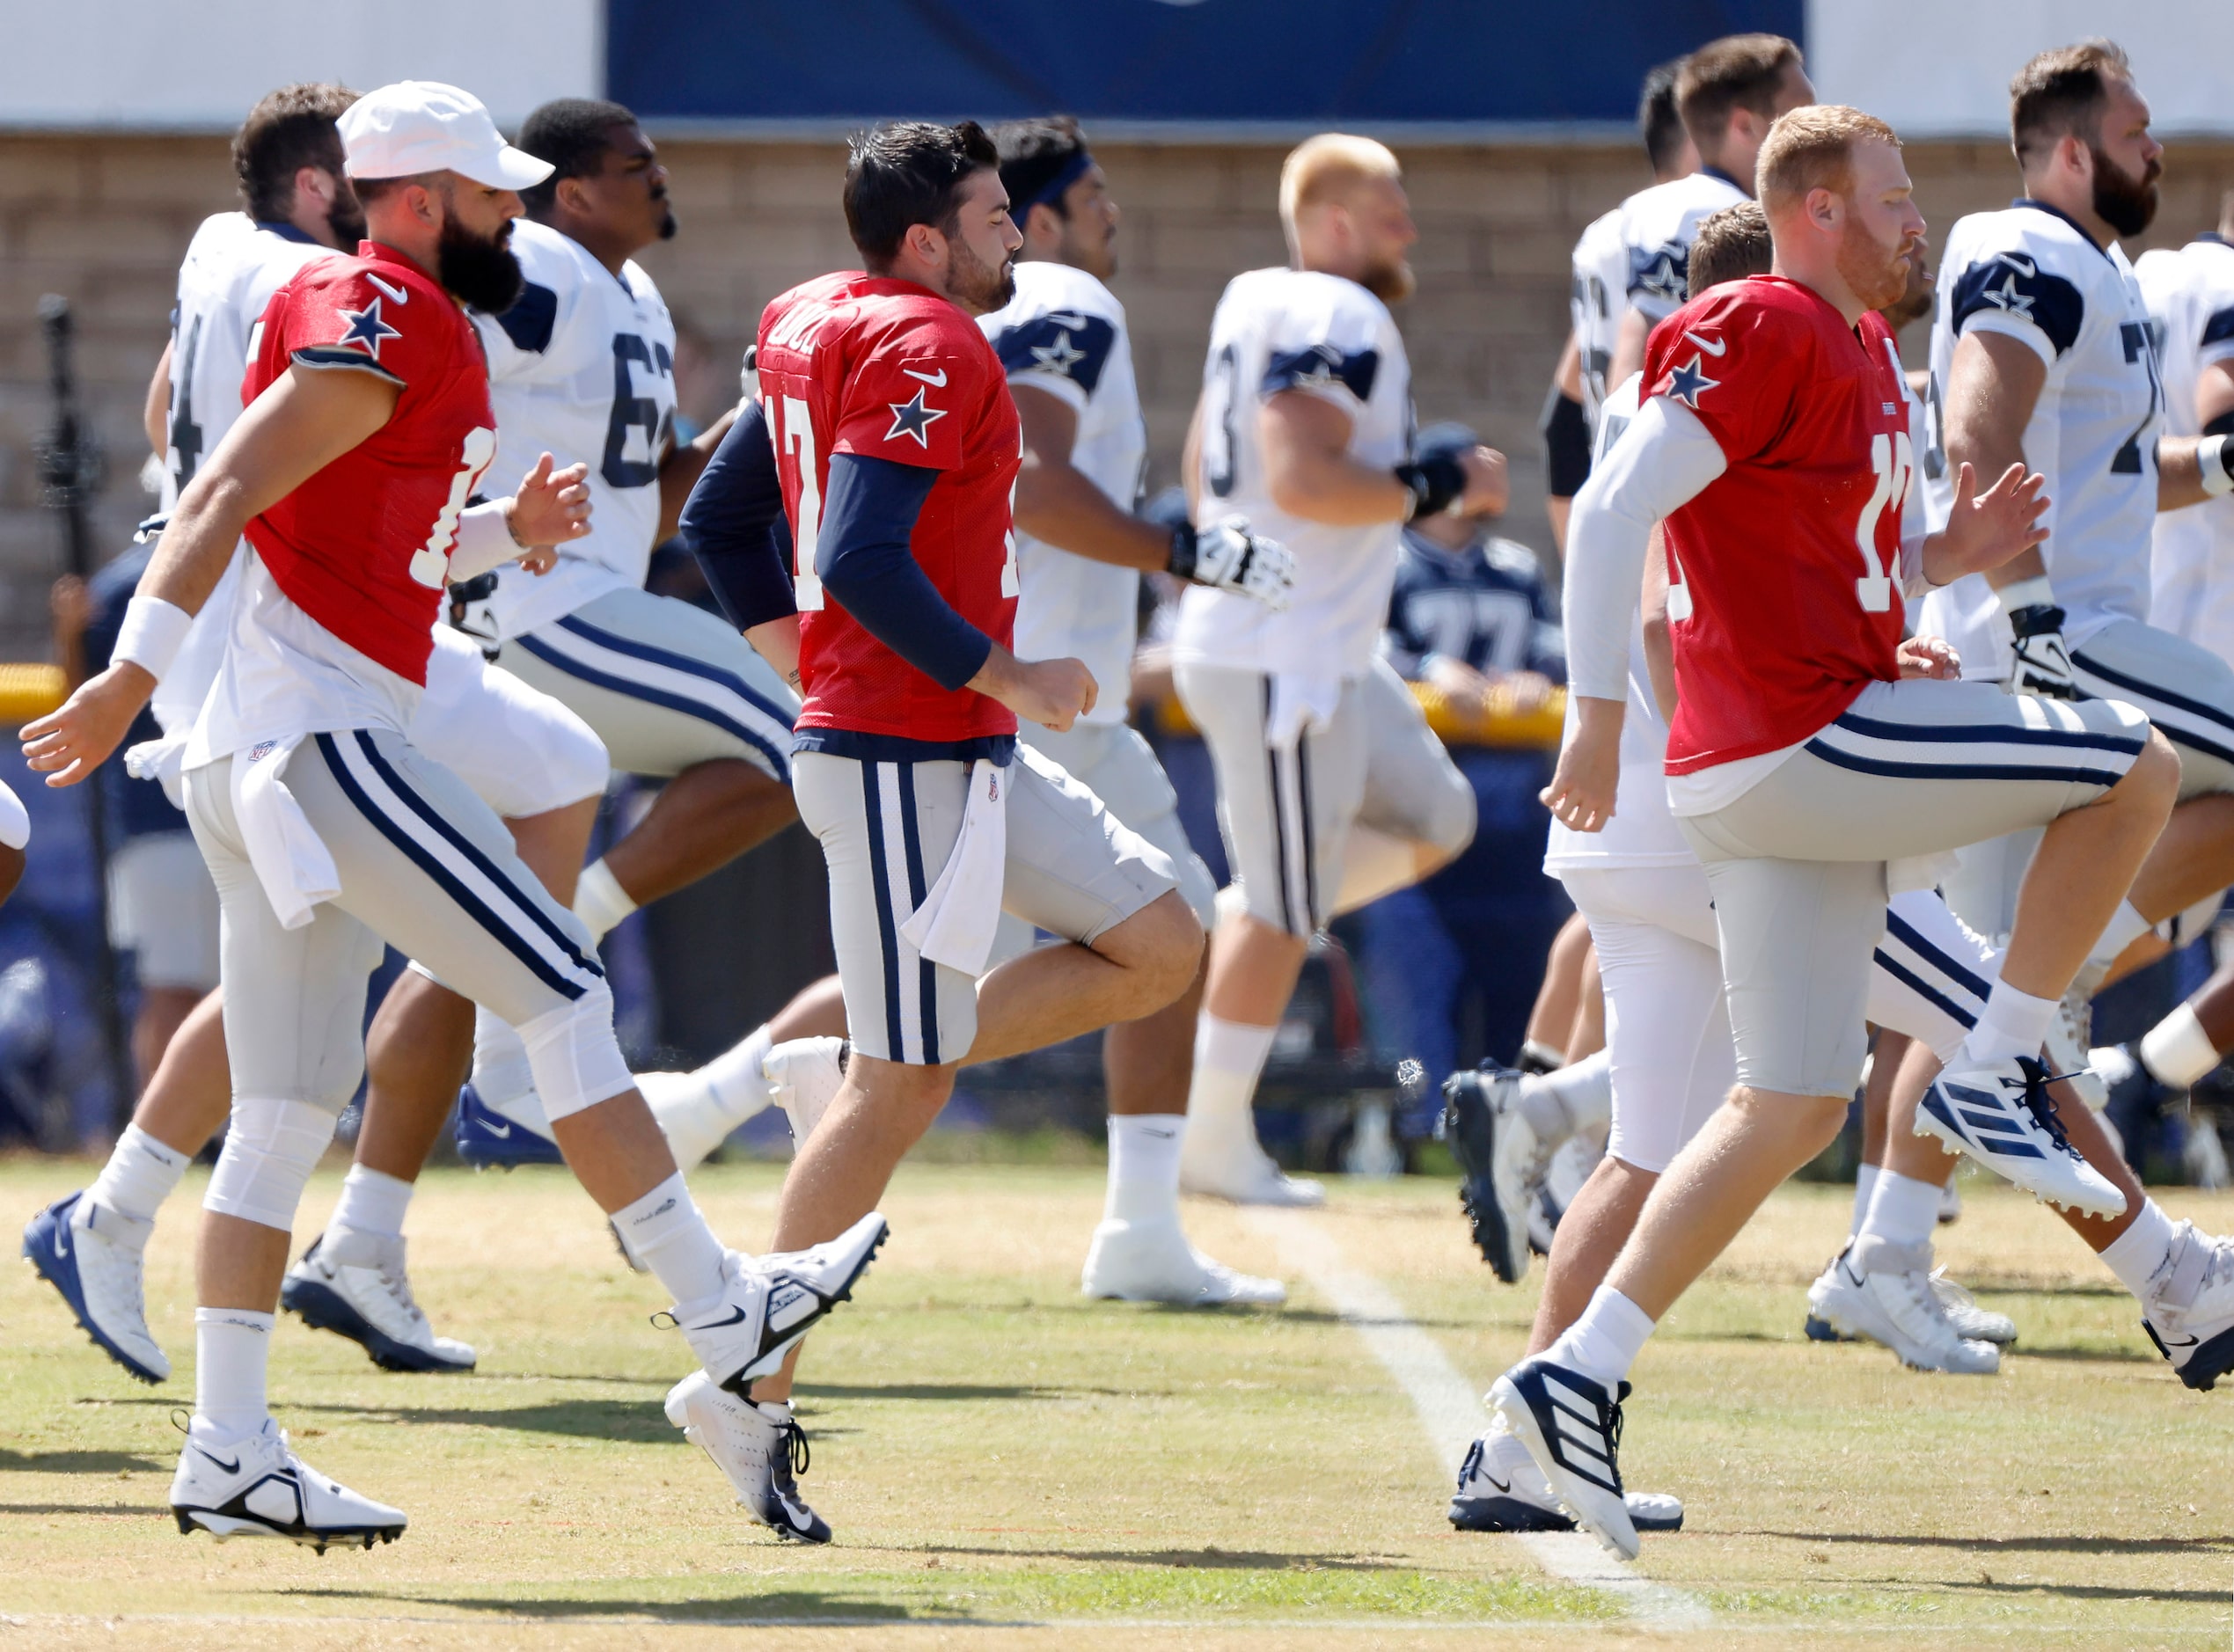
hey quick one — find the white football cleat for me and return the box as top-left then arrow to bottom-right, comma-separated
281,1230 -> 475,1373
171,1419 -> 405,1552
1928,1266 -> 2018,1346
764,1036 -> 847,1145
1178,1130 -> 1324,1207
2047,986 -> 2107,1111
665,1370 -> 829,1541
1447,1419 -> 1682,1534
1805,1238 -> 1999,1374
1080,1217 -> 1285,1306
640,1024 -> 777,1174
671,1215 -> 888,1390
22,1192 -> 170,1384
1488,1357 -> 1639,1561
1913,1056 -> 2126,1216
2141,1221 -> 2234,1392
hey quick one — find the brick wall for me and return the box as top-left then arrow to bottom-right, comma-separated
4,131 -> 2230,661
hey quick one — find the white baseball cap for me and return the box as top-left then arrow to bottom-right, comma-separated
338,81 -> 553,191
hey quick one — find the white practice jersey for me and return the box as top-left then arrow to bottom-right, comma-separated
978,261 -> 1146,726
1618,169 -> 1748,331
1542,371 -> 1694,873
1921,203 -> 2163,678
472,218 -> 678,640
2137,236 -> 2234,663
1175,267 -> 1412,678
1570,205 -> 1627,435
157,214 -> 339,736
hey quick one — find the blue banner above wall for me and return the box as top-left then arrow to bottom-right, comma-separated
608,0 -> 1806,134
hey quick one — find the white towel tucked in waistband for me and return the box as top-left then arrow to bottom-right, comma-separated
898,757 -> 1008,976
1266,672 -> 1344,749
231,735 -> 340,931
124,728 -> 192,809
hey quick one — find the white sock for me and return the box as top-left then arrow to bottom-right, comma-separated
698,1021 -> 777,1122
193,1307 -> 274,1439
2088,899 -> 2152,972
1857,1168 -> 1943,1249
1518,1039 -> 1565,1075
1184,1014 -> 1276,1141
2140,1003 -> 2222,1089
1849,1163 -> 1881,1236
329,1164 -> 413,1241
1546,1288 -> 1656,1388
2097,1196 -> 2177,1300
86,1123 -> 190,1225
1518,1049 -> 1611,1142
1105,1114 -> 1185,1224
612,1173 -> 729,1306
573,858 -> 638,941
1960,982 -> 2056,1067
472,1005 -> 537,1109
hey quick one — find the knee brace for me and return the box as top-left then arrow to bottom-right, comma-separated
203,1097 -> 339,1230
517,981 -> 635,1122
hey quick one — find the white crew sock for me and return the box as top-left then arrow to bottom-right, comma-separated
85,1123 -> 191,1225
2140,1003 -> 2222,1089
573,858 -> 639,942
1857,1168 -> 1943,1250
1960,982 -> 2056,1067
1105,1114 -> 1185,1224
692,1021 -> 777,1122
1545,1287 -> 1657,1388
1517,1049 -> 1612,1143
2088,899 -> 2153,973
1184,1014 -> 1277,1143
194,1307 -> 275,1439
1849,1163 -> 1881,1235
2097,1196 -> 2178,1300
612,1173 -> 729,1306
472,1005 -> 537,1109
329,1164 -> 414,1242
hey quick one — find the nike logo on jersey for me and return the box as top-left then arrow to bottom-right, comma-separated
1994,253 -> 2038,278
902,366 -> 948,387
1682,331 -> 1726,356
885,387 -> 948,447
366,274 -> 410,306
336,296 -> 401,360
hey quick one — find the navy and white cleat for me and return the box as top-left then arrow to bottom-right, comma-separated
1448,1427 -> 1682,1535
171,1418 -> 405,1552
1488,1356 -> 1639,1560
2141,1221 -> 2234,1392
452,1083 -> 565,1169
1913,1056 -> 2126,1217
666,1371 -> 831,1542
670,1214 -> 890,1393
22,1192 -> 169,1384
281,1232 -> 475,1373
1440,1067 -> 1533,1283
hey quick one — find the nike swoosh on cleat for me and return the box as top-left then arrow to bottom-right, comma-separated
481,1118 -> 514,1138
52,1224 -> 70,1259
691,1305 -> 752,1329
194,1445 -> 241,1474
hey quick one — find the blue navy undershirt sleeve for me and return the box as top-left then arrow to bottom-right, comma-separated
680,399 -> 798,632
818,452 -> 992,691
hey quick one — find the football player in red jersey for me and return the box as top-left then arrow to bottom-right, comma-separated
23,82 -> 886,1553
678,120 -> 1205,1539
1483,105 -> 2180,1558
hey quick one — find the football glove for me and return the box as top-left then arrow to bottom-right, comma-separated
1393,451 -> 1468,519
1171,516 -> 1294,610
2007,603 -> 2082,700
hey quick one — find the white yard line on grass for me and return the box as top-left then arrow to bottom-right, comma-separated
1248,1206 -> 1710,1631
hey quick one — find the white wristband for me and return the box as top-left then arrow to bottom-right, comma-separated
114,594 -> 193,683
1995,574 -> 2057,615
2201,435 -> 2234,497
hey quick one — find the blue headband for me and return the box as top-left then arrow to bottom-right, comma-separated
1019,150 -> 1095,216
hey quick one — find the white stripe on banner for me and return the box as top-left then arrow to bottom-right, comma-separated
331,735 -> 592,993
538,623 -> 794,757
1247,1209 -> 1710,1630
873,762 -> 924,1065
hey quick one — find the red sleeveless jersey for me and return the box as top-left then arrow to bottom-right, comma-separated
1648,275 -> 1915,771
757,272 -> 1022,743
240,242 -> 495,685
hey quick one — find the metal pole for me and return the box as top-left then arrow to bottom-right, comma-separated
37,293 -> 133,1140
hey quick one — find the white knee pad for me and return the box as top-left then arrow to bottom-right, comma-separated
517,982 -> 635,1122
203,1097 -> 340,1230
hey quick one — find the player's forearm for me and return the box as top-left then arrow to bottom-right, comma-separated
1014,456 -> 1171,571
657,403 -> 741,544
2155,434 -> 2231,513
1945,333 -> 2045,588
144,340 -> 172,463
1265,448 -> 1410,527
746,615 -> 802,691
1608,306 -> 1652,394
141,470 -> 259,619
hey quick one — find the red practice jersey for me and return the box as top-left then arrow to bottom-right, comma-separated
1648,275 -> 1914,772
241,242 -> 496,684
757,272 -> 1022,744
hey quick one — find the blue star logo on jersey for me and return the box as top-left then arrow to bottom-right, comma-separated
884,386 -> 948,448
336,296 -> 401,361
1979,270 -> 2036,321
1029,328 -> 1087,376
1631,244 -> 1688,303
1663,353 -> 1719,410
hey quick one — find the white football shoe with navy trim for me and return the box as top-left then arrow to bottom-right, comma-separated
670,1215 -> 888,1392
1448,1420 -> 1682,1535
1913,1056 -> 2126,1217
1804,1237 -> 2000,1374
1488,1356 -> 1639,1560
666,1371 -> 830,1542
22,1192 -> 169,1384
764,1035 -> 847,1145
2142,1221 -> 2234,1392
170,1419 -> 405,1552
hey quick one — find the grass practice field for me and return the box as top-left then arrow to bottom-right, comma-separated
1,1154 -> 2230,1649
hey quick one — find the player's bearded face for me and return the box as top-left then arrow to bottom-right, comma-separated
2089,143 -> 2161,238
436,209 -> 525,315
326,174 -> 368,250
1835,208 -> 1919,315
943,223 -> 1015,313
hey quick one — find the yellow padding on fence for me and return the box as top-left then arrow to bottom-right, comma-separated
1154,680 -> 1564,749
0,662 -> 67,723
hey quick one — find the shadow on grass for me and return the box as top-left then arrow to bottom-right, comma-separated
0,1502 -> 167,1516
2003,1342 -> 2157,1363
283,1587 -> 982,1625
1940,1577 -> 2234,1605
275,1398 -> 675,1443
912,1542 -> 1402,1572
0,1447 -> 167,1473
1762,1530 -> 2234,1555
795,1382 -> 1130,1403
